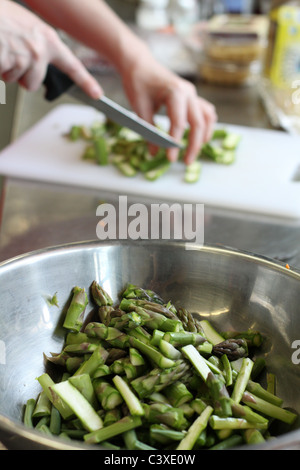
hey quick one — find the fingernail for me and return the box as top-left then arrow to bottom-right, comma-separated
90,84 -> 102,100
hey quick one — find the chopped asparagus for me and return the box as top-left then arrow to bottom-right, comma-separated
93,378 -> 123,410
177,406 -> 213,450
63,286 -> 88,333
184,161 -> 201,183
199,320 -> 225,345
23,399 -> 36,428
52,380 -> 103,432
231,358 -> 254,404
112,375 -> 144,416
24,281 -> 296,450
84,416 -> 142,445
242,391 -> 298,425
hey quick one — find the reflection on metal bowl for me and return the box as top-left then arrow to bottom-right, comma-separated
0,240 -> 299,449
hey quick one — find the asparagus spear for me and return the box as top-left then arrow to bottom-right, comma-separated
93,378 -> 123,410
63,287 -> 88,332
246,380 -> 283,407
52,380 -> 103,432
119,298 -> 179,321
209,415 -> 268,431
149,424 -> 185,445
131,360 -> 191,398
129,336 -> 176,369
176,406 -> 213,450
84,416 -> 142,445
230,399 -> 269,425
199,320 -> 225,345
129,347 -> 145,366
37,373 -> 73,420
164,382 -> 193,407
209,434 -> 244,450
242,391 -> 298,425
108,311 -> 145,330
72,344 -> 109,377
84,322 -> 129,348
231,358 -> 254,404
143,402 -> 188,430
32,391 -> 51,418
103,408 -> 121,427
159,339 -> 182,360
176,308 -> 204,333
97,305 -> 116,324
23,399 -> 36,428
123,429 -> 156,450
243,428 -> 265,445
121,284 -> 164,304
190,398 -> 208,415
181,345 -> 231,417
251,357 -> 266,379
91,281 -> 113,307
112,375 -> 144,416
68,373 -> 98,408
163,331 -> 207,348
221,354 -> 233,386
63,342 -> 100,355
120,302 -> 183,332
65,331 -> 102,346
49,405 -> 61,435
221,329 -> 264,348
212,338 -> 248,361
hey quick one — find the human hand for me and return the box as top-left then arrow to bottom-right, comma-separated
121,52 -> 217,164
0,0 -> 102,99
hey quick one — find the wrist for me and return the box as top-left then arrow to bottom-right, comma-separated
112,31 -> 153,77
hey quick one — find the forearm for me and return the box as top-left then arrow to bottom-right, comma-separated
23,0 -> 152,74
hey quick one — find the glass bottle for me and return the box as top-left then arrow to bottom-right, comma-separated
168,0 -> 200,35
136,0 -> 170,30
262,0 -> 300,130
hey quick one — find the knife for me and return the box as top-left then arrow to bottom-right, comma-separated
43,65 -> 182,149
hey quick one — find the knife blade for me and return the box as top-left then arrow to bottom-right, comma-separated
43,65 -> 182,149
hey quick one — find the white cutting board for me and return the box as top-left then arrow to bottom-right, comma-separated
0,103 -> 300,220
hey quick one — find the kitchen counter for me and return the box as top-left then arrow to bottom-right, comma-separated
0,69 -> 299,269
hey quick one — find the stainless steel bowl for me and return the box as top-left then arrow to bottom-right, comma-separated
0,240 -> 300,450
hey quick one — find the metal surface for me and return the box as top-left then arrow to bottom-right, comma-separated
69,88 -> 182,149
0,240 -> 299,450
1,25 -> 300,449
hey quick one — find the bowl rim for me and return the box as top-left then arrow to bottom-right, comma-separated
0,239 -> 299,450
0,238 -> 299,277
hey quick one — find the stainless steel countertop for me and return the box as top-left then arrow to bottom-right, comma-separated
1,70 -> 299,271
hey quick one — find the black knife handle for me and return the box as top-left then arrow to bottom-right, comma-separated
43,64 -> 75,101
